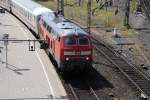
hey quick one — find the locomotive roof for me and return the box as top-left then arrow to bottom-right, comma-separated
12,0 -> 53,16
42,14 -> 88,37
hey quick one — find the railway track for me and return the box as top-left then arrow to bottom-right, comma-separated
92,37 -> 150,99
65,75 -> 110,100
60,67 -> 113,100
67,80 -> 99,100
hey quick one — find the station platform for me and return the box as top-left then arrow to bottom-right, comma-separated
0,12 -> 68,99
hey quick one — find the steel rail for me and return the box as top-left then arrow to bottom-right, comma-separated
86,80 -> 100,100
66,79 -> 101,100
67,82 -> 79,100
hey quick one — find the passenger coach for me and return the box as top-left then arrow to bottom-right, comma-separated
0,0 -> 55,36
11,0 -> 55,36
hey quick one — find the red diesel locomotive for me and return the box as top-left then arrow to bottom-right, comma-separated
0,0 -> 93,72
39,14 -> 93,71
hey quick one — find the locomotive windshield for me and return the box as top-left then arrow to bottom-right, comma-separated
79,37 -> 89,45
64,36 -> 89,46
65,36 -> 76,45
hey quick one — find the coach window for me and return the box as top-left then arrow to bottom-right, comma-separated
23,9 -> 25,16
26,12 -> 28,17
30,15 -> 32,21
34,16 -> 35,22
13,3 -> 16,9
30,14 -> 31,20
37,15 -> 41,22
79,36 -> 89,45
31,16 -> 33,22
20,7 -> 22,14
26,12 -> 27,17
29,13 -> 31,20
29,14 -> 31,20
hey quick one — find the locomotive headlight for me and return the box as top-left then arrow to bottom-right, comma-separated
66,57 -> 69,61
86,57 -> 89,60
81,51 -> 91,55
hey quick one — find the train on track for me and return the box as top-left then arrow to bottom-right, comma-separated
0,0 -> 93,72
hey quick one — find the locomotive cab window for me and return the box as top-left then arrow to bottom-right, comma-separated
65,37 -> 76,46
79,36 -> 89,45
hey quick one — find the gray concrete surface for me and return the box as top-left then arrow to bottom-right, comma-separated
0,12 -> 67,100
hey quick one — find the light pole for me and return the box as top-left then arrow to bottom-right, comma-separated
57,0 -> 64,16
87,0 -> 91,34
124,0 -> 130,28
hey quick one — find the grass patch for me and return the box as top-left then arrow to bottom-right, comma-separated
35,0 -> 57,10
133,44 -> 140,56
130,0 -> 138,13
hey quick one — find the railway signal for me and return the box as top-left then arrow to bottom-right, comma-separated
0,46 -> 2,60
0,34 -> 47,68
29,39 -> 35,51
